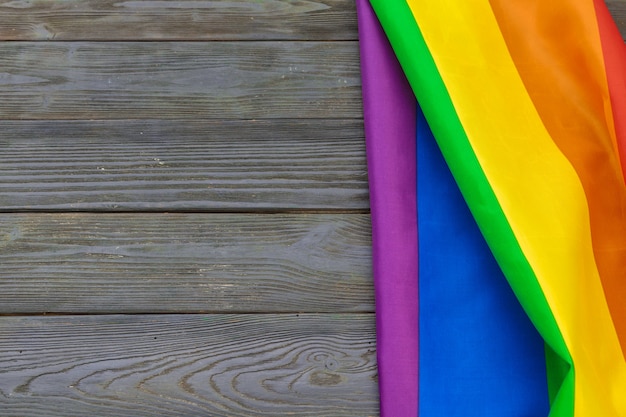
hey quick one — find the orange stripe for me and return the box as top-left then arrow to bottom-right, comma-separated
489,0 -> 626,355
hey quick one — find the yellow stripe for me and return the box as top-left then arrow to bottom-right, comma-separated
404,0 -> 626,414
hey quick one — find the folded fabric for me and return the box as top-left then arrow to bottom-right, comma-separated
358,1 -> 626,416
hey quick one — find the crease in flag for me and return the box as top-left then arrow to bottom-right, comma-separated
357,1 -> 626,416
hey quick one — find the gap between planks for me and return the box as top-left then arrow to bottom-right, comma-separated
0,208 -> 370,215
0,311 -> 376,317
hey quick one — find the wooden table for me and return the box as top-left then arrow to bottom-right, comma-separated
0,1 -> 377,415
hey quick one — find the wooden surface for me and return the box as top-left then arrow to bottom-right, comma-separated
0,42 -> 361,120
607,0 -> 626,34
0,1 -> 375,416
0,119 -> 368,210
0,314 -> 378,416
0,0 -> 358,41
0,213 -> 373,314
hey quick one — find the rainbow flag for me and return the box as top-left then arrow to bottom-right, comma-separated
357,1 -> 626,416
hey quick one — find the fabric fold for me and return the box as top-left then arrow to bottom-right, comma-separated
360,0 -> 626,415
356,1 -> 418,416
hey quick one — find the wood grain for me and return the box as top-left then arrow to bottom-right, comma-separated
0,41 -> 362,120
0,0 -> 357,41
0,1 -> 378,415
607,0 -> 626,39
0,314 -> 378,416
0,119 -> 368,210
0,213 -> 373,314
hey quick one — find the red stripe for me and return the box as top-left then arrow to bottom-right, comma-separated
594,0 -> 626,182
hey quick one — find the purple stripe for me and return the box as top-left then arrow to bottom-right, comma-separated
356,1 -> 418,416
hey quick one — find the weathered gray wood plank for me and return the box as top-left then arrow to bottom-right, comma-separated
0,42 -> 361,120
0,314 -> 378,416
607,0 -> 626,39
0,119 -> 368,210
0,213 -> 373,314
0,0 -> 357,41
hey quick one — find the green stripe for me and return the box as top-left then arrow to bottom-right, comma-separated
546,343 -> 575,412
367,0 -> 575,414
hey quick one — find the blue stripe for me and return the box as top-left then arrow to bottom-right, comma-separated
416,105 -> 549,416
